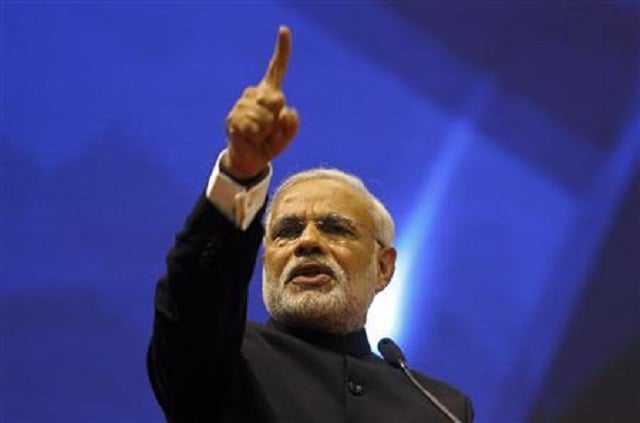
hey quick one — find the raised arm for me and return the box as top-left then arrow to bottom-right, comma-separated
147,26 -> 298,421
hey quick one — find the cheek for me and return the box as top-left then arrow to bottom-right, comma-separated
334,248 -> 372,274
339,253 -> 378,290
263,248 -> 288,275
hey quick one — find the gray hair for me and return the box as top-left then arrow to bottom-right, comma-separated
265,168 -> 395,247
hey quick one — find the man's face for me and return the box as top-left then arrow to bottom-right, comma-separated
262,178 -> 395,334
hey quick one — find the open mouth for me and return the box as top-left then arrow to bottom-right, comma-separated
287,262 -> 335,288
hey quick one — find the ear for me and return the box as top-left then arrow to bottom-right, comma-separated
375,247 -> 397,293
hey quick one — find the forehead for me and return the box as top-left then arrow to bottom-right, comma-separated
270,178 -> 372,224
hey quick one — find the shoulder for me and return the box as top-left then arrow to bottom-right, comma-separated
411,370 -> 475,422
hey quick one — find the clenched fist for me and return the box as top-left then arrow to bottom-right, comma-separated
223,26 -> 299,180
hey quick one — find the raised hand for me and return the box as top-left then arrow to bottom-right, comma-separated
223,26 -> 300,180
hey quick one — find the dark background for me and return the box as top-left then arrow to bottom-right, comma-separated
2,1 -> 639,422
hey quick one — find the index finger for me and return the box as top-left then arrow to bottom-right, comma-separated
261,26 -> 291,89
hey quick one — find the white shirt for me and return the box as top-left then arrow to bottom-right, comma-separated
205,149 -> 272,230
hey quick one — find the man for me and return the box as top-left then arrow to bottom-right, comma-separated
148,26 -> 474,422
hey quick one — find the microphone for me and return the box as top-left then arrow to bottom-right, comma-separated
378,337 -> 407,368
377,338 -> 463,423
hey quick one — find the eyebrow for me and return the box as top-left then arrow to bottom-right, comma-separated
271,215 -> 304,228
269,213 -> 384,246
270,213 -> 359,230
321,213 -> 359,230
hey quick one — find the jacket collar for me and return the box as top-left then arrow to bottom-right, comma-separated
266,318 -> 372,357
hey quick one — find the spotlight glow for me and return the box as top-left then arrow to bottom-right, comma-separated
368,122 -> 473,347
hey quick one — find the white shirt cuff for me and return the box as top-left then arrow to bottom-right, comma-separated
205,149 -> 272,230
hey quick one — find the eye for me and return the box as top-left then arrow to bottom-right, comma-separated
318,217 -> 356,237
272,221 -> 303,240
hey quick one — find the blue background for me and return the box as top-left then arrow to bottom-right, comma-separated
2,1 -> 639,422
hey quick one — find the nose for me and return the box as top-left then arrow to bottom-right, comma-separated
294,222 -> 325,257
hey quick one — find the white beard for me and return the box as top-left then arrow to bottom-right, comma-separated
262,257 -> 378,334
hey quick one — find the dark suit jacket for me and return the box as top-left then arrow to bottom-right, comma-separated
147,194 -> 474,422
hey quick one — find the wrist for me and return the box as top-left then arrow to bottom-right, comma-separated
220,151 -> 268,187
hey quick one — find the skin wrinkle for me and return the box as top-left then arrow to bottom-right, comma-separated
261,178 -> 395,334
269,213 -> 382,247
264,169 -> 395,249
